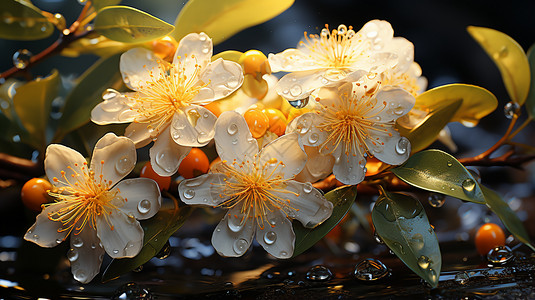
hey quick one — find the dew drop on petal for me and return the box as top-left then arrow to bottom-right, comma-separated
337,24 -> 347,35
308,133 -> 319,144
113,249 -> 120,255
102,88 -> 120,101
428,193 -> 446,208
183,189 -> 195,200
462,178 -> 476,193
227,123 -> 238,135
289,84 -> 303,97
155,150 -> 179,173
303,182 -> 313,193
373,232 -> 384,244
354,258 -> 389,281
306,265 -> 332,281
56,238 -> 63,244
72,237 -> 83,248
487,245 -> 514,264
279,251 -> 289,258
225,77 -> 240,89
289,98 -> 308,109
100,99 -> 123,113
67,248 -> 79,262
74,269 -> 87,282
395,137 -> 409,155
12,49 -> 32,69
115,155 -> 131,175
138,199 -> 151,214
232,238 -> 248,255
263,231 -> 277,245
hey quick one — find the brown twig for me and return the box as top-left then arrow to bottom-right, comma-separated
0,153 -> 43,182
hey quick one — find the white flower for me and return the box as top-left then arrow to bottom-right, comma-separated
91,33 -> 244,176
268,20 -> 411,101
178,111 -> 333,258
293,80 -> 415,185
24,133 -> 161,283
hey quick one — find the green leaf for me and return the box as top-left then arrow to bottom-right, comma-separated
481,186 -> 535,251
13,69 -> 60,149
212,50 -> 243,62
102,194 -> 193,282
55,53 -> 122,141
468,26 -> 531,105
0,0 -> 55,40
172,0 -> 294,45
292,185 -> 357,257
372,191 -> 441,288
398,99 -> 462,153
525,43 -> 535,119
92,0 -> 122,12
94,6 -> 174,43
391,149 -> 485,204
414,84 -> 497,127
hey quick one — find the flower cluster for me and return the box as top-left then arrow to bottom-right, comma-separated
26,20 -> 421,283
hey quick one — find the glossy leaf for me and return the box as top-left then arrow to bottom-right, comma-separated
481,186 -> 535,251
397,99 -> 462,153
414,84 -> 497,127
94,6 -> 174,43
292,185 -> 357,257
55,53 -> 122,141
13,69 -> 60,149
172,0 -> 294,45
525,43 -> 535,119
102,194 -> 193,282
391,149 -> 485,204
468,26 -> 530,105
92,0 -> 122,12
0,0 -> 55,40
372,191 -> 441,288
212,50 -> 243,62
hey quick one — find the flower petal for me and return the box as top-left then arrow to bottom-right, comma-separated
45,144 -> 88,189
372,130 -> 411,165
332,149 -> 366,185
272,180 -> 333,228
125,122 -> 152,148
115,178 -> 162,220
68,226 -> 105,284
149,126 -> 191,176
193,58 -> 244,105
174,32 -> 213,80
178,173 -> 228,206
268,49 -> 319,72
359,19 -> 394,52
373,86 -> 415,122
120,48 -> 162,91
256,210 -> 294,259
170,106 -> 216,147
214,111 -> 259,163
258,132 -> 306,179
211,213 -> 255,257
383,37 -> 414,73
24,202 -> 70,247
294,113 -> 329,150
275,69 -> 330,101
90,133 -> 136,186
96,209 -> 144,258
91,91 -> 137,125
296,146 -> 335,182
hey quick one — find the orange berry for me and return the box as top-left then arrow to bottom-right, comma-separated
239,50 -> 271,78
21,178 -> 52,212
244,108 -> 269,138
475,223 -> 506,255
140,162 -> 172,191
178,148 -> 210,179
262,108 -> 287,136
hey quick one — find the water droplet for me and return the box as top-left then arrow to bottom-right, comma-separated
113,249 -> 120,255
303,182 -> 313,193
504,101 -> 519,119
100,97 -> 124,112
289,98 -> 308,109
12,49 -> 32,69
231,139 -> 238,145
306,265 -> 332,281
183,189 -> 195,200
395,137 -> 409,155
366,30 -> 378,39
428,193 -> 445,208
263,231 -> 277,245
67,248 -> 78,262
337,24 -> 347,35
462,178 -> 476,193
133,265 -> 143,272
289,84 -> 303,97
227,123 -> 238,135
72,237 -> 83,248
447,161 -> 453,167
155,150 -> 179,173
74,269 -> 87,282
308,133 -> 319,144
115,155 -> 131,175
417,255 -> 431,269
56,238 -> 63,244
202,47 -> 209,54
232,239 -> 248,255
91,243 -> 97,250
225,77 -> 239,89
138,199 -> 151,214
353,258 -> 389,281
374,232 -> 384,244
455,271 -> 470,284
321,28 -> 330,37
102,88 -> 120,101
487,245 -> 514,264
410,233 -> 424,251
112,282 -> 152,300
156,240 -> 171,259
